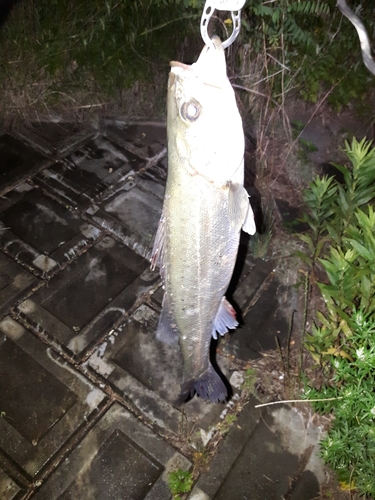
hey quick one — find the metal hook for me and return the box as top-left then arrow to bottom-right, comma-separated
200,0 -> 245,49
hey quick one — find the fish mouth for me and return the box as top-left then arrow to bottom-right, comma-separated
169,60 -> 223,89
170,61 -> 193,71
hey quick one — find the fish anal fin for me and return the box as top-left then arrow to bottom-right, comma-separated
212,297 -> 238,340
177,365 -> 227,404
156,293 -> 179,345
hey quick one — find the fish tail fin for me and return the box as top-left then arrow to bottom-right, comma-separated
177,365 -> 228,405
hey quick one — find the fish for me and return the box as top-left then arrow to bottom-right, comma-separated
151,35 -> 256,404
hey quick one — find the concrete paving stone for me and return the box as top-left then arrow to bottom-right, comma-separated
0,134 -> 51,197
224,278 -> 298,362
105,120 -> 167,159
85,162 -> 165,260
290,470 -> 321,500
187,396 -> 260,500
150,284 -> 164,309
213,413 -> 297,500
87,310 -> 186,434
0,469 -> 23,500
189,402 -> 320,500
136,160 -> 167,202
34,135 -> 145,210
12,120 -> 96,157
268,405 -> 326,499
0,250 -> 40,319
15,236 -> 155,359
0,183 -> 102,278
0,317 -> 107,478
33,402 -> 191,500
88,304 -> 239,434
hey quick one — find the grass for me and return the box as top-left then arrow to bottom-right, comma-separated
0,0 -> 202,127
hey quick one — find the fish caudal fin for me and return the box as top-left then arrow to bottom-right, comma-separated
178,365 -> 227,404
212,297 -> 238,340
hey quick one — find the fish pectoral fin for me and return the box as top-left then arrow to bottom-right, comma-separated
156,293 -> 179,345
242,202 -> 256,235
228,182 -> 256,235
150,211 -> 166,275
228,182 -> 250,231
212,297 -> 238,340
177,365 -> 228,404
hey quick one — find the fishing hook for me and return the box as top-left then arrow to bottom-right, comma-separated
200,0 -> 246,49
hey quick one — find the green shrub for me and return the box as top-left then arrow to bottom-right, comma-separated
298,138 -> 375,497
1,0 -> 373,116
240,0 -> 374,109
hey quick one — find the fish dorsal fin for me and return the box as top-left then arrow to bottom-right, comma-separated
150,211 -> 166,276
212,297 -> 238,340
228,182 -> 256,234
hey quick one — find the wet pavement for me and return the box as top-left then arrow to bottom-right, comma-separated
0,119 -> 328,499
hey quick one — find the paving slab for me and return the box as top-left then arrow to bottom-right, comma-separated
0,469 -> 23,500
12,120 -> 96,158
15,236 -> 154,359
33,402 -> 191,500
34,135 -> 145,210
0,134 -> 51,197
189,402 -> 323,500
85,160 -> 166,260
188,395 -> 261,500
87,305 -> 238,435
224,275 -> 298,361
0,250 -> 40,319
0,183 -> 102,278
0,317 -> 107,478
105,120 -> 167,159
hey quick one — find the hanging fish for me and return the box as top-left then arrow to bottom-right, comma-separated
151,36 -> 255,403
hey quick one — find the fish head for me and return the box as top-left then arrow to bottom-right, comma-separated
167,36 -> 244,185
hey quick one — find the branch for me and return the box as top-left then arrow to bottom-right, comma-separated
337,0 -> 375,76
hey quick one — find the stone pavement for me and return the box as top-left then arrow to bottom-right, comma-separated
0,119 -> 328,499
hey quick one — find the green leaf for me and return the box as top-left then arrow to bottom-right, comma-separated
295,250 -> 312,266
346,240 -> 372,261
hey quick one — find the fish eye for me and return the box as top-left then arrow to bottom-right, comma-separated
180,99 -> 201,122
